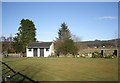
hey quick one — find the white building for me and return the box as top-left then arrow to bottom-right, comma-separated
26,42 -> 54,57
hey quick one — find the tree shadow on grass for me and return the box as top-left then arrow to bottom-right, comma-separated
18,62 -> 45,82
1,61 -> 38,83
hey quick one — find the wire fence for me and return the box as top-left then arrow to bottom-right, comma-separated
0,61 -> 38,83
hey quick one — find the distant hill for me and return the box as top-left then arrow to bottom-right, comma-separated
80,38 -> 120,49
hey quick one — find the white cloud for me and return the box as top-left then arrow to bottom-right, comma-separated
97,16 -> 118,20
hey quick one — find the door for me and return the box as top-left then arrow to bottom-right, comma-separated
33,48 -> 38,57
40,48 -> 44,57
101,50 -> 103,56
113,50 -> 117,56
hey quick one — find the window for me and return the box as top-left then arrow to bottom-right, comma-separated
46,48 -> 49,51
28,48 -> 32,51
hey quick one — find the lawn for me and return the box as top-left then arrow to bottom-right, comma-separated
2,57 -> 118,81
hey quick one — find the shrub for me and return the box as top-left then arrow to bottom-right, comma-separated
104,54 -> 112,59
92,51 -> 103,58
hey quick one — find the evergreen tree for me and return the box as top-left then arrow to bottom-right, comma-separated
60,39 -> 74,55
55,22 -> 79,56
58,22 -> 71,40
12,19 -> 36,53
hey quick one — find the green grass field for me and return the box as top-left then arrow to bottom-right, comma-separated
2,57 -> 118,81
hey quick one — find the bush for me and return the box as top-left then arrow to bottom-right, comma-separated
104,54 -> 112,59
92,51 -> 103,58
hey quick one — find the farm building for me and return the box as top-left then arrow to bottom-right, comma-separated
26,39 -> 119,58
79,39 -> 119,57
26,42 -> 54,57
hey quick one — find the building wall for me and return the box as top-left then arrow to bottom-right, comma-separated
50,43 -> 55,56
44,43 -> 54,57
26,42 -> 54,57
26,48 -> 33,57
44,48 -> 50,57
79,48 -> 118,57
37,48 -> 40,57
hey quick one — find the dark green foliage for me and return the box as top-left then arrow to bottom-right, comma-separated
58,22 -> 71,40
12,38 -> 23,53
104,54 -> 112,59
59,39 -> 74,55
104,56 -> 112,59
61,39 -> 78,56
92,51 -> 103,58
12,19 -> 36,53
55,22 -> 79,56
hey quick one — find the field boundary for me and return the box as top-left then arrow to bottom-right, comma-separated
1,61 -> 37,83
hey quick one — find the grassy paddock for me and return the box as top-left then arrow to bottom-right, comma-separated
3,57 -> 118,81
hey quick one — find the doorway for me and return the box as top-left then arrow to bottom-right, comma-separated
113,50 -> 117,56
40,48 -> 44,57
33,48 -> 38,57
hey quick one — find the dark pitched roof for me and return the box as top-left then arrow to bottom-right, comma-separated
27,42 -> 52,48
